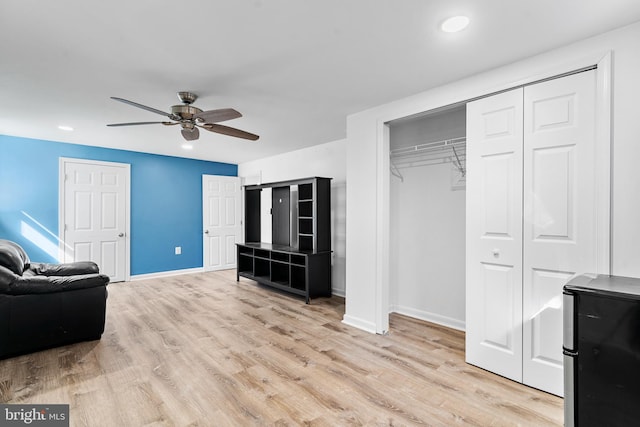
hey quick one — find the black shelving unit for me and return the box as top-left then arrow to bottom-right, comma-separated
237,177 -> 332,303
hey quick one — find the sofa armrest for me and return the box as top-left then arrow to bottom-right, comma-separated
0,243 -> 25,275
5,274 -> 109,295
28,261 -> 100,276
0,265 -> 18,292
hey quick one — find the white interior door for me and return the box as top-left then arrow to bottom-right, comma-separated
522,70 -> 597,396
203,175 -> 242,271
61,158 -> 129,282
466,88 -> 524,382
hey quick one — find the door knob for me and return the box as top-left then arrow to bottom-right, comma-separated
118,233 -> 124,237
492,248 -> 500,257
204,230 -> 209,234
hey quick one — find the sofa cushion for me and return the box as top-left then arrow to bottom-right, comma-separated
0,243 -> 24,276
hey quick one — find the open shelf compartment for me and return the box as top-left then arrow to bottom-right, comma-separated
298,183 -> 313,201
271,262 -> 290,286
291,265 -> 306,290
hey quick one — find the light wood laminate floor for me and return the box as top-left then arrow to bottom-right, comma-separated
0,270 -> 563,426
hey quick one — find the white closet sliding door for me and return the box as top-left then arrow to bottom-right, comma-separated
466,69 -> 599,396
466,88 -> 524,382
522,70 -> 597,395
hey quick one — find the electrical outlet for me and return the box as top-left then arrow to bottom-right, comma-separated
175,246 -> 181,255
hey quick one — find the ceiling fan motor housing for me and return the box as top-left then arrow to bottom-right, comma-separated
171,104 -> 203,120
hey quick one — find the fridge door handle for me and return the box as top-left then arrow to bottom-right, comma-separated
563,291 -> 575,350
564,353 -> 576,427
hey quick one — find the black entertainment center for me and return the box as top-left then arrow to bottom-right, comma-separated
236,177 -> 332,303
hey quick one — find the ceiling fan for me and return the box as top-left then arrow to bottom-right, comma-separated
107,91 -> 259,142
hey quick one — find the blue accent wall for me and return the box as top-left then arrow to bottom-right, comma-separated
0,134 -> 237,275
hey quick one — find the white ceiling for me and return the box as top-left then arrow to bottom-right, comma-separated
2,1 -> 640,164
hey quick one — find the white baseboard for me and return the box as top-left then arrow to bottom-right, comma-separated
342,314 -> 377,334
129,267 -> 204,281
331,287 -> 345,298
389,304 -> 466,331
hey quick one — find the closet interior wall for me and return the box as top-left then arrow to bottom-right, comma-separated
389,105 -> 467,330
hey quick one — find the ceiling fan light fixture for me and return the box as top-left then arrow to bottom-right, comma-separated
181,142 -> 194,150
58,125 -> 74,131
441,15 -> 470,33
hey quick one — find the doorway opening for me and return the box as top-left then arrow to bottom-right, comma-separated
387,104 -> 467,330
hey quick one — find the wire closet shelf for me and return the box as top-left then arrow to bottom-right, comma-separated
389,136 -> 466,182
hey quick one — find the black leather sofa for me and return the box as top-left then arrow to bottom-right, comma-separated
0,239 -> 110,359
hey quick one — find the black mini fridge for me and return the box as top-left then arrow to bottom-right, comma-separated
563,274 -> 640,427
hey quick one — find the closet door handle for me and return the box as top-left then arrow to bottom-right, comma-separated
492,248 -> 500,257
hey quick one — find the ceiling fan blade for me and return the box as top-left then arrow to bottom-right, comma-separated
107,121 -> 173,127
202,123 -> 259,141
181,127 -> 200,141
110,97 -> 176,119
194,108 -> 242,124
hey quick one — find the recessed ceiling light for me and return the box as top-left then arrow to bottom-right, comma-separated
58,125 -> 74,131
181,143 -> 194,150
441,16 -> 470,33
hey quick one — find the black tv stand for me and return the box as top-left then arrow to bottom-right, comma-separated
236,177 -> 332,303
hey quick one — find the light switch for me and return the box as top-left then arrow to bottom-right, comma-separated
175,246 -> 181,255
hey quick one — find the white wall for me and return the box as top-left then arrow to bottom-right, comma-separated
238,139 -> 347,296
345,20 -> 640,333
390,163 -> 466,329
